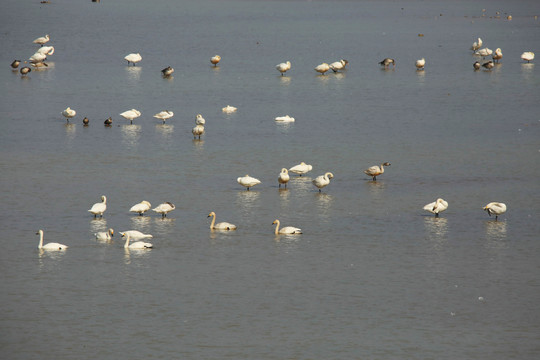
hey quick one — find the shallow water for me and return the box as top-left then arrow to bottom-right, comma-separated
1,0 -> 540,359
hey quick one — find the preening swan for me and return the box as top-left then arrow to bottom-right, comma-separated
29,52 -> 47,63
314,62 -> 330,75
20,67 -> 31,76
423,198 -> 448,217
36,230 -> 68,250
492,48 -> 502,63
122,232 -> 153,249
195,114 -> 206,125
153,110 -> 174,124
208,212 -> 237,230
161,66 -> 174,76
237,174 -> 261,190
192,124 -> 205,139
152,202 -> 175,217
124,53 -> 142,66
379,58 -> 395,68
33,34 -> 50,46
11,60 -> 21,69
475,48 -> 492,58
62,107 -> 76,122
95,228 -> 114,241
364,162 -> 391,181
483,202 -> 507,220
121,230 -> 153,239
276,61 -> 291,76
278,168 -> 290,188
415,58 -> 425,70
120,109 -> 141,124
272,219 -> 302,235
312,172 -> 334,192
329,59 -> 348,72
275,115 -> 295,122
129,200 -> 151,216
289,162 -> 313,176
222,105 -> 237,113
36,46 -> 55,56
210,55 -> 221,66
88,195 -> 107,217
471,38 -> 482,52
521,52 -> 534,63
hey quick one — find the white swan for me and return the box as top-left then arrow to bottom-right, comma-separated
161,66 -> 174,76
195,114 -> 206,125
62,107 -> 76,122
483,202 -> 507,220
124,53 -> 142,66
272,219 -> 302,235
492,48 -> 502,62
329,59 -> 348,72
122,232 -> 153,249
379,58 -> 395,68
275,115 -> 295,122
314,62 -> 330,75
475,47 -> 492,58
33,34 -> 50,46
289,162 -> 313,176
120,109 -> 141,124
276,61 -> 291,76
192,124 -> 205,139
29,52 -> 47,63
121,230 -> 153,240
95,228 -> 114,241
88,195 -> 107,217
36,46 -> 55,56
208,211 -> 237,230
415,58 -> 425,70
210,55 -> 221,66
312,172 -> 334,192
278,168 -> 290,188
423,198 -> 448,217
237,174 -> 261,190
222,105 -> 237,113
471,37 -> 482,52
36,230 -> 68,250
129,200 -> 151,216
152,202 -> 175,217
153,110 -> 174,124
364,162 -> 391,181
521,51 -> 534,63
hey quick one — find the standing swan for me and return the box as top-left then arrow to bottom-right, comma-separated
192,124 -> 205,139
289,162 -> 313,176
415,58 -> 426,70
33,34 -> 50,46
364,162 -> 391,181
36,230 -> 68,250
120,109 -> 141,124
312,172 -> 334,192
521,52 -> 535,63
124,53 -> 142,66
129,201 -> 151,216
237,175 -> 261,190
210,55 -> 221,66
314,62 -> 330,75
278,168 -> 290,188
272,219 -> 302,235
208,212 -> 237,230
122,232 -> 153,249
276,61 -> 291,76
95,228 -> 114,241
329,59 -> 348,72
423,198 -> 448,217
88,195 -> 107,217
153,111 -> 174,124
483,202 -> 507,220
62,107 -> 76,123
152,202 -> 175,217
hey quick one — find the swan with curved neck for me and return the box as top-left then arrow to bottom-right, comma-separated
278,168 -> 290,188
36,230 -> 68,250
208,212 -> 237,230
122,232 -> 152,249
272,219 -> 302,235
312,172 -> 334,192
237,175 -> 261,190
423,198 -> 448,217
95,228 -> 114,241
88,195 -> 107,217
364,162 -> 390,181
129,201 -> 151,216
483,202 -> 507,220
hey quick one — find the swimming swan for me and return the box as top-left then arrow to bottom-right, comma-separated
120,109 -> 141,124
364,162 -> 391,181
95,228 -> 114,241
222,105 -> 237,113
152,202 -> 175,217
121,230 -> 153,240
423,198 -> 448,217
289,162 -> 313,176
124,53 -> 142,66
312,172 -> 334,192
278,168 -> 290,188
237,175 -> 261,190
62,107 -> 76,122
314,62 -> 330,75
88,195 -> 107,217
275,115 -> 295,122
122,232 -> 153,249
210,55 -> 221,66
33,34 -> 50,46
208,212 -> 237,230
276,61 -> 291,76
483,202 -> 507,220
129,201 -> 151,216
272,219 -> 302,235
36,230 -> 68,250
153,110 -> 174,124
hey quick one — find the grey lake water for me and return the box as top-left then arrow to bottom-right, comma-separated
1,0 -> 539,359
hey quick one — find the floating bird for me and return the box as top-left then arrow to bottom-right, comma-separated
124,53 -> 142,66
276,61 -> 291,76
278,168 -> 290,188
36,230 -> 68,250
471,37 -> 483,51
195,114 -> 206,125
152,202 -> 175,217
161,66 -> 174,76
121,230 -> 153,240
272,219 -> 302,235
314,62 -> 330,75
62,107 -> 76,122
222,105 -> 237,113
483,202 -> 507,220
208,212 -> 237,230
289,162 -> 313,176
153,110 -> 174,124
364,162 -> 391,181
192,124 -> 205,139
20,67 -> 31,76
521,51 -> 535,63
237,174 -> 261,190
312,172 -> 334,192
473,61 -> 481,70
82,117 -> 89,126
129,200 -> 152,216
104,117 -> 113,126
122,232 -> 153,249
492,48 -> 502,62
10,60 -> 21,69
329,59 -> 348,72
415,58 -> 426,70
482,60 -> 494,70
475,47 -> 492,58
88,195 -> 107,218
423,198 -> 448,217
210,55 -> 221,66
29,52 -> 47,63
36,46 -> 54,56
120,109 -> 141,124
275,115 -> 295,122
95,228 -> 114,241
33,34 -> 50,46
379,58 -> 395,68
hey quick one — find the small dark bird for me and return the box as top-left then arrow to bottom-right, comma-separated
379,58 -> 395,68
473,61 -> 481,70
11,60 -> 21,69
20,67 -> 31,76
482,60 -> 494,70
161,66 -> 174,76
104,117 -> 112,126
83,117 -> 89,126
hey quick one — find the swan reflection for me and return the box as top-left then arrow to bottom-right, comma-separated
366,179 -> 386,196
278,188 -> 290,202
125,65 -> 142,81
155,124 -> 174,138
291,176 -> 313,192
485,220 -> 507,240
331,72 -> 346,80
236,190 -> 260,214
130,215 -> 151,230
124,248 -> 151,264
90,218 -> 107,232
315,192 -> 333,219
423,216 -> 449,238
192,138 -> 205,151
153,216 -> 176,235
121,124 -> 141,148
279,76 -> 291,85
64,123 -> 76,140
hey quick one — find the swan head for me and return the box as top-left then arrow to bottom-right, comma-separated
281,168 -> 288,173
272,219 -> 280,225
383,162 -> 391,166
36,230 -> 43,236
326,172 -> 334,179
208,211 -> 216,218
101,195 -> 107,202
109,229 -> 114,236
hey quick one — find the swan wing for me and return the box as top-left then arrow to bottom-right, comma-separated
42,242 -> 68,250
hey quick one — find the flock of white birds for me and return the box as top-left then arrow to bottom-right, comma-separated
19,34 -> 514,251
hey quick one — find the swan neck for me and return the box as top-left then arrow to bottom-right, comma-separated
124,234 -> 130,248
38,231 -> 43,249
274,220 -> 280,235
209,214 -> 216,229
